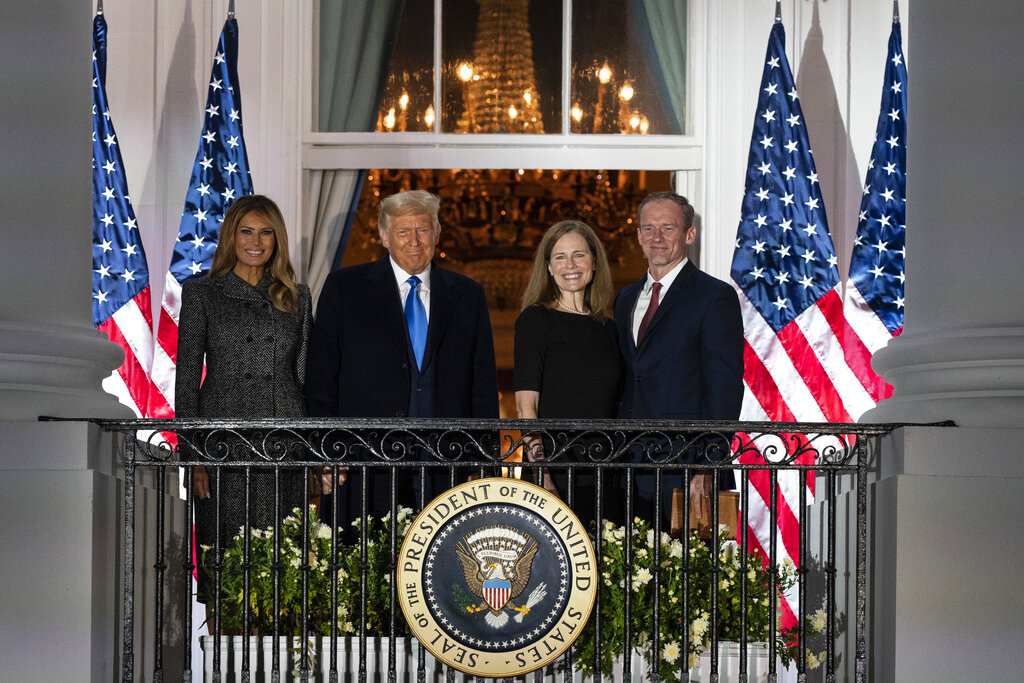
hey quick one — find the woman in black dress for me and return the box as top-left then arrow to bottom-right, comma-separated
514,220 -> 623,525
176,195 -> 312,606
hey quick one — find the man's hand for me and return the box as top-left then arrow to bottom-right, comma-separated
689,473 -> 713,520
193,465 -> 210,500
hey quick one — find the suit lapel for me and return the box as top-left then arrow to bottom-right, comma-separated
367,257 -> 410,360
421,264 -> 459,371
637,261 -> 697,348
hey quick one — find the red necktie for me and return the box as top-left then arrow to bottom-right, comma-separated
636,281 -> 662,344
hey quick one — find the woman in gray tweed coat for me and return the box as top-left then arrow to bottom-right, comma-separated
175,194 -> 312,603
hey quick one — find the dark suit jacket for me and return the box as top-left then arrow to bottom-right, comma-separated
305,256 -> 499,419
615,260 -> 744,422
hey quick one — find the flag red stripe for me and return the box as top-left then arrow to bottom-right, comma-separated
776,321 -> 852,423
98,316 -> 153,417
157,307 -> 179,366
743,342 -> 797,422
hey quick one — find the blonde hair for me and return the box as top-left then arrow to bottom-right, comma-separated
210,194 -> 300,313
520,220 -> 613,320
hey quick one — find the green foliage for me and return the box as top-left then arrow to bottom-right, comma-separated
201,505 -> 413,637
573,518 -> 802,682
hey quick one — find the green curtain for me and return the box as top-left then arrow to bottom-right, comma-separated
631,0 -> 687,135
306,0 -> 403,304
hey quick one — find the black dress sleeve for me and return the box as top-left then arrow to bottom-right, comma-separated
513,305 -> 548,392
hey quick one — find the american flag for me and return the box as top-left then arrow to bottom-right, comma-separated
842,20 -> 907,410
92,11 -> 166,418
150,16 -> 254,420
729,22 -> 874,629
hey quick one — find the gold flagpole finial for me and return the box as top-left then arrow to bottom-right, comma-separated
893,1 -> 900,24
775,0 -> 783,24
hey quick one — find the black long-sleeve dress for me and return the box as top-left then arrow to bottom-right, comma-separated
513,304 -> 623,525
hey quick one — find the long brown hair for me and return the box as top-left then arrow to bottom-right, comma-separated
520,220 -> 613,320
210,195 -> 299,313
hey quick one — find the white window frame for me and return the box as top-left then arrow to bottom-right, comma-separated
300,0 -> 722,266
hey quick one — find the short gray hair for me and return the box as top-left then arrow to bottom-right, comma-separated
379,190 -> 441,232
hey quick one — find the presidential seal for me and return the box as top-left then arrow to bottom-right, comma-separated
398,478 -> 597,676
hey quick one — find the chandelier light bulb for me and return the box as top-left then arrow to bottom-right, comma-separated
571,105 -> 583,122
458,63 -> 473,82
598,65 -> 612,84
620,84 -> 634,101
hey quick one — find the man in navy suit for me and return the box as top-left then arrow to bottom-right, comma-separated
306,190 -> 499,522
614,191 -> 744,525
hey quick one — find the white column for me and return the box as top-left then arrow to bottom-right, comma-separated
0,3 -> 136,681
844,2 -> 1024,680
0,3 -> 128,422
864,1 -> 1024,428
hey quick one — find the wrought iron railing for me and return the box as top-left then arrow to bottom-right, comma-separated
54,417 -> 924,683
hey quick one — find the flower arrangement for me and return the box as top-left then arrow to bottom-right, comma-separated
201,505 -> 414,637
573,517 -> 824,682
204,508 -> 828,678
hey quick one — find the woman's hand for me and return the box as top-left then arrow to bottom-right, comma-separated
193,465 -> 211,499
318,466 -> 347,496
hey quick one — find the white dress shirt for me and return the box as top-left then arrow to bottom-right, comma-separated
390,258 -> 432,320
630,257 -> 689,343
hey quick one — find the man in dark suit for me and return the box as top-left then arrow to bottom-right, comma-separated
614,191 -> 744,525
306,189 -> 499,521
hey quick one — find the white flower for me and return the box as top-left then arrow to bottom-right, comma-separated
688,653 -> 698,668
200,544 -> 213,552
669,540 -> 683,559
661,641 -> 680,663
810,609 -> 827,632
631,567 -> 652,591
635,547 -> 648,559
690,613 -> 709,640
315,523 -> 332,540
645,530 -> 655,547
806,651 -> 822,670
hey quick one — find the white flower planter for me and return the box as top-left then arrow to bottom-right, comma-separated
198,637 -> 775,682
688,641 -> 774,682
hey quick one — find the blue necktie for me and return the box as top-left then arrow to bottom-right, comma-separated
404,275 -> 427,369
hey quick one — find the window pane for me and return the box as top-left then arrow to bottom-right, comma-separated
376,1 -> 435,132
441,0 -> 562,134
571,1 -> 684,135
317,1 -> 433,132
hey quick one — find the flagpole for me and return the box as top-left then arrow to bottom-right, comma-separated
893,0 -> 900,24
228,0 -> 235,18
97,0 -> 103,14
775,0 -> 782,24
